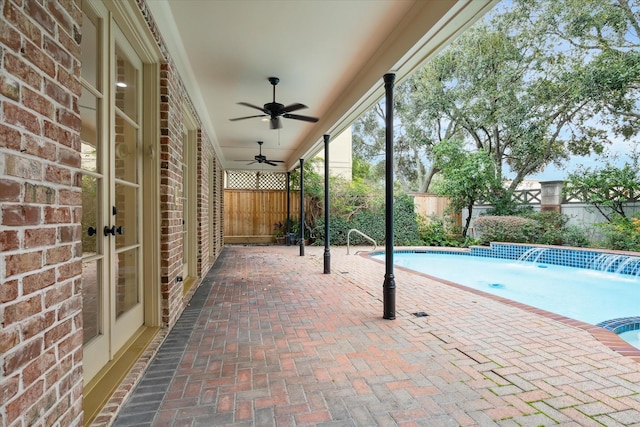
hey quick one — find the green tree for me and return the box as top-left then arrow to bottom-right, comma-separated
353,0 -> 640,204
431,139 -> 499,237
563,155 -> 640,222
351,79 -> 450,193
504,0 -> 640,139
413,18 -> 614,196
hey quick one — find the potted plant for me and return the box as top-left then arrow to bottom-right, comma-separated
284,217 -> 299,245
273,221 -> 286,244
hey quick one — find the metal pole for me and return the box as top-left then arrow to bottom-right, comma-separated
286,171 -> 291,246
323,134 -> 331,274
299,158 -> 305,256
383,73 -> 396,320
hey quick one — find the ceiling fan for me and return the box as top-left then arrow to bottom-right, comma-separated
229,77 -> 319,129
247,141 -> 284,166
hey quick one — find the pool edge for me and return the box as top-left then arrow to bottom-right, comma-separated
364,246 -> 640,363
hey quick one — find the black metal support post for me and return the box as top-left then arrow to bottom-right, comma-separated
383,73 -> 396,320
323,134 -> 331,274
286,171 -> 291,246
299,158 -> 305,256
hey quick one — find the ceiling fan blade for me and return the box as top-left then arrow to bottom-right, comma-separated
283,113 -> 319,123
246,160 -> 257,165
280,103 -> 307,114
265,160 -> 278,166
270,117 -> 282,129
237,102 -> 267,113
230,114 -> 267,122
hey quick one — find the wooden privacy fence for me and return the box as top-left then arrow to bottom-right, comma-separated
411,193 -> 450,217
224,190 -> 458,244
410,193 -> 461,226
224,189 -> 304,244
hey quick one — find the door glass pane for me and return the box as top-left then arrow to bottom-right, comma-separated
116,249 -> 138,317
80,88 -> 99,172
115,183 -> 137,248
114,114 -> 137,183
81,174 -> 100,255
82,259 -> 101,344
115,45 -> 137,121
81,9 -> 99,89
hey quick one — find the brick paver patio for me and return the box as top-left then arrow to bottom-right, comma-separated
109,245 -> 640,426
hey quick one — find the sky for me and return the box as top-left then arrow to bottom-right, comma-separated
526,137 -> 637,182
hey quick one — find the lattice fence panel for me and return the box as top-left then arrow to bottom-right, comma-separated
225,171 -> 287,190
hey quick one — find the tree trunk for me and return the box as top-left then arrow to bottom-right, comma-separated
462,203 -> 474,238
418,165 -> 439,193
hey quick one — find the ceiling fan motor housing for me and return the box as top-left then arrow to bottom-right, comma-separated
229,77 -> 319,129
264,102 -> 284,114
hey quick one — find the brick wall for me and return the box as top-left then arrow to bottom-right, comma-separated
153,25 -> 222,328
0,0 -> 84,426
196,129 -> 208,277
158,60 -> 184,327
1,0 -> 226,423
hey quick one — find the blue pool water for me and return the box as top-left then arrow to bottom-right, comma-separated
372,252 -> 640,328
620,330 -> 640,349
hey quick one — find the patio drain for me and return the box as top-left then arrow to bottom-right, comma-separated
412,311 -> 429,317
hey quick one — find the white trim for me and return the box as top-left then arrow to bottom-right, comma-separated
145,0 -> 221,159
105,0 -> 163,63
142,63 -> 161,327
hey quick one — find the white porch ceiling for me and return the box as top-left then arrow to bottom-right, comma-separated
146,0 -> 497,172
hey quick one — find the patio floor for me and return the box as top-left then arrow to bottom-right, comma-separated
108,244 -> 640,426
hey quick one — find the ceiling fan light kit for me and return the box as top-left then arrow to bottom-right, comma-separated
229,77 -> 319,129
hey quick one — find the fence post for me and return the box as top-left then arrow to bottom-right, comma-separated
541,181 -> 564,213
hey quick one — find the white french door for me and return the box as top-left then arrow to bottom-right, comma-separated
80,3 -> 144,383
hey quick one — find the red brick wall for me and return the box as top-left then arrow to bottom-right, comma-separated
0,0 -> 84,426
149,15 -> 222,327
1,0 -> 226,423
159,60 -> 184,326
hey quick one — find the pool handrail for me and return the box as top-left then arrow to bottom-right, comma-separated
347,229 -> 377,255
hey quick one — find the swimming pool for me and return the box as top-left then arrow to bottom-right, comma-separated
371,249 -> 640,347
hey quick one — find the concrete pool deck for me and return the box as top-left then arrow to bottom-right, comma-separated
107,245 -> 640,426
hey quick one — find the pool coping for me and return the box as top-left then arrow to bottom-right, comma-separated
364,244 -> 640,363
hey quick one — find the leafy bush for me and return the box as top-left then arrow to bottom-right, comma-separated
314,192 -> 421,246
416,214 -> 472,247
518,211 -> 590,247
474,212 -> 590,247
561,225 -> 591,248
473,216 -> 537,245
596,213 -> 640,251
417,215 -> 449,246
519,211 -> 567,245
391,193 -> 422,245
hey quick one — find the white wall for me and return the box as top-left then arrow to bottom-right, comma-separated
314,127 -> 353,179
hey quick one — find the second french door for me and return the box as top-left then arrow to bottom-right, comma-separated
80,3 -> 145,383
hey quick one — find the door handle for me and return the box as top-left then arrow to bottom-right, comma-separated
88,226 -> 97,236
103,226 -> 124,236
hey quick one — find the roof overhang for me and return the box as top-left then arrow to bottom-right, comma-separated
147,0 -> 498,171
